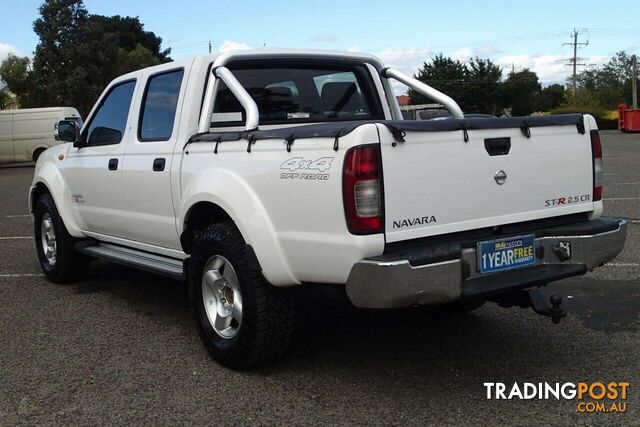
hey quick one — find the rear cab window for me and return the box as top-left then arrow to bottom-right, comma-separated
211,60 -> 384,128
139,69 -> 184,141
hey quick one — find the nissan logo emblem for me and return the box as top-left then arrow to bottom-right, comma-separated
494,170 -> 507,185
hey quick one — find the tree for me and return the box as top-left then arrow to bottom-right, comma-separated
575,51 -> 634,108
535,84 -> 565,112
409,54 -> 467,107
0,0 -> 171,115
86,15 -> 170,63
0,54 -> 35,107
0,88 -> 10,110
501,69 -> 541,116
465,57 -> 503,115
31,0 -> 88,110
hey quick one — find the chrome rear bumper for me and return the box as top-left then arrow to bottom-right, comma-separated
346,219 -> 627,309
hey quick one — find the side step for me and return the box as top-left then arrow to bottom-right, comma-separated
77,242 -> 184,280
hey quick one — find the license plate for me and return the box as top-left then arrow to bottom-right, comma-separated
477,234 -> 536,274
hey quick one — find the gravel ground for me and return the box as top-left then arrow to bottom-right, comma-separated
0,131 -> 638,425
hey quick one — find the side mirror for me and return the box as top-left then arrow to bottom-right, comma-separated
54,120 -> 82,146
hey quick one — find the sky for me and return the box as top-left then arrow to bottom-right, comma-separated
1,0 -> 639,92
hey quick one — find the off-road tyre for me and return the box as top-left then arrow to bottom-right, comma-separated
188,222 -> 295,369
34,193 -> 90,283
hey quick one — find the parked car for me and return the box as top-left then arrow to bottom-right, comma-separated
30,50 -> 626,368
0,107 -> 82,163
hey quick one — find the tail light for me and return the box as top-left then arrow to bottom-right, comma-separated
343,145 -> 383,234
590,130 -> 603,201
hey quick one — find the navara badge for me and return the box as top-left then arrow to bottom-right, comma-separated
494,170 -> 507,185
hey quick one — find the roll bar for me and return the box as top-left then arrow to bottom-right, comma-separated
381,68 -> 464,119
197,52 -> 465,133
199,66 -> 260,133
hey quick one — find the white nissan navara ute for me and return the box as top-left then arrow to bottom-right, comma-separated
30,50 -> 627,368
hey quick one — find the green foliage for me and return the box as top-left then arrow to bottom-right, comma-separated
407,50 -> 635,117
0,0 -> 171,116
575,51 -> 634,108
535,84 -> 565,112
465,57 -> 503,115
501,69 -> 541,116
30,0 -> 89,112
409,54 -> 504,114
550,105 -> 618,130
551,50 -> 635,130
0,88 -> 9,110
408,54 -> 467,106
0,55 -> 34,107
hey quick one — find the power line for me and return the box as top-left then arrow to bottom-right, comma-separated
561,29 -> 589,101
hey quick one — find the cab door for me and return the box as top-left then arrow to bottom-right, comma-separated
120,63 -> 190,249
63,78 -> 138,237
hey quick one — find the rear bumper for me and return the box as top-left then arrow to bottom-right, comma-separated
345,218 -> 627,308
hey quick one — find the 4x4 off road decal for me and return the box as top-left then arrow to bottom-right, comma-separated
280,157 -> 334,181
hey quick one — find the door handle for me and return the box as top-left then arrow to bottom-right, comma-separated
108,158 -> 118,170
153,158 -> 166,172
484,137 -> 511,156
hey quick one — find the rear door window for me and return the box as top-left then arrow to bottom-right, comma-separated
211,62 -> 383,127
139,69 -> 184,141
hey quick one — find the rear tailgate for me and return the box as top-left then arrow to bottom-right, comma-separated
378,116 -> 595,243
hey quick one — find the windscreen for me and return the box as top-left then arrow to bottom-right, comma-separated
211,61 -> 384,127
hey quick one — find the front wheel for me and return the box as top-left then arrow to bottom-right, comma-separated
188,223 -> 294,369
34,193 -> 90,283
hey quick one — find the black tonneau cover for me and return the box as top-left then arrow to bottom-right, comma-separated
186,114 -> 586,152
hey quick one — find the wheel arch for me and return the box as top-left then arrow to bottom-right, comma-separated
30,181 -> 50,211
32,147 -> 50,163
178,173 -> 297,286
30,162 -> 84,237
180,201 -> 233,253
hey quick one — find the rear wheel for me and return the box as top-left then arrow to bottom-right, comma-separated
188,222 -> 294,369
34,193 -> 90,283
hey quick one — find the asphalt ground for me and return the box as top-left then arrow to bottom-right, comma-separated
0,131 -> 638,425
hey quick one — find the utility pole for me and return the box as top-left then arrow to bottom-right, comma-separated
208,40 -> 212,54
633,54 -> 638,109
562,29 -> 588,102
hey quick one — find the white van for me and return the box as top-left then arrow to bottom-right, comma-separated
0,107 -> 82,163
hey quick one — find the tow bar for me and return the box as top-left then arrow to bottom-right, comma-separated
493,288 -> 567,324
527,290 -> 567,324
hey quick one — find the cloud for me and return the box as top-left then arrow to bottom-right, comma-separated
377,47 -> 432,75
452,45 -> 503,61
374,47 -> 433,95
473,44 -> 502,57
494,53 -> 607,84
309,34 -> 338,43
377,43 -> 606,86
218,40 -> 252,52
212,39 -> 607,91
0,42 -> 20,62
452,47 -> 473,61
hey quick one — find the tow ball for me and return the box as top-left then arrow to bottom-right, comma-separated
527,290 -> 567,324
494,289 -> 567,324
